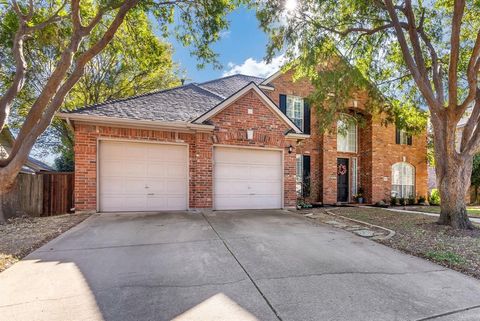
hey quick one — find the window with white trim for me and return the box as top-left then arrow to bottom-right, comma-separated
287,95 -> 304,131
296,154 -> 303,196
337,118 -> 357,152
391,162 -> 415,198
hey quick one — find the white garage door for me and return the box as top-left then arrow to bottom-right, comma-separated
99,141 -> 188,212
214,147 -> 282,210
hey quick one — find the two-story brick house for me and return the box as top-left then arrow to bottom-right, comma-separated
59,69 -> 427,212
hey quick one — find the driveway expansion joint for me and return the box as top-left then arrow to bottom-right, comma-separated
34,238 -> 221,253
255,269 -> 449,281
116,278 -> 249,289
415,304 -> 480,320
201,211 -> 284,321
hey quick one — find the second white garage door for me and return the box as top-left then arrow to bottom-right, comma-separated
214,147 -> 283,210
99,140 -> 188,212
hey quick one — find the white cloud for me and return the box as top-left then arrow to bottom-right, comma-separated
219,30 -> 231,39
222,55 -> 285,78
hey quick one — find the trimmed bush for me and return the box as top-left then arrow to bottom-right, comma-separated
429,189 -> 441,205
390,196 -> 397,206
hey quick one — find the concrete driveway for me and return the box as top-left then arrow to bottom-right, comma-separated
1,210 -> 480,321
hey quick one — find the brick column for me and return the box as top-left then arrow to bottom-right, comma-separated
284,140 -> 298,208
191,132 -> 213,208
74,124 -> 97,211
321,126 -> 338,204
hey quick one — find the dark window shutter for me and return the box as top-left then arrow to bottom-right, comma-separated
279,94 -> 287,114
303,100 -> 311,134
407,135 -> 413,145
302,155 -> 311,197
395,127 -> 401,144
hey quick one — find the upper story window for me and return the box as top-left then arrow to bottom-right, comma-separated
396,127 -> 412,145
286,95 -> 304,131
279,94 -> 310,134
337,117 -> 357,153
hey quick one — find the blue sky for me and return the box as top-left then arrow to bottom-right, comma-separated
168,6 -> 283,83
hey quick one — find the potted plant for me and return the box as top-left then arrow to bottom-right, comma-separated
417,195 -> 427,205
356,187 -> 365,204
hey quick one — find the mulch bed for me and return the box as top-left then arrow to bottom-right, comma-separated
312,207 -> 480,280
0,213 -> 91,272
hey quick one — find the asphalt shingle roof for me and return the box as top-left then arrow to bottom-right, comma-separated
66,74 -> 265,122
196,74 -> 264,98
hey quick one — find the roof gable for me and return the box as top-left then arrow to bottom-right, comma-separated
193,82 -> 302,134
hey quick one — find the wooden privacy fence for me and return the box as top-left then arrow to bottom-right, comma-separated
3,172 -> 74,219
42,172 -> 74,216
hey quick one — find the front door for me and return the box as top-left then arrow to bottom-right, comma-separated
337,158 -> 349,202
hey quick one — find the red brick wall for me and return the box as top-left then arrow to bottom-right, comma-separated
264,70 -> 322,203
191,132 -> 213,208
370,114 -> 428,202
73,125 -> 197,211
210,89 -> 297,207
263,70 -> 428,204
73,88 -> 298,211
74,71 -> 428,210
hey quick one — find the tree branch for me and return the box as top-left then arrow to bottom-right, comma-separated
460,89 -> 480,153
417,19 -> 445,105
448,0 -> 465,108
0,14 -> 28,132
403,0 -> 429,83
3,0 -> 139,173
459,29 -> 480,114
383,0 -> 439,110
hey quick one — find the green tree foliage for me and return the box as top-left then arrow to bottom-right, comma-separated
3,8 -> 181,165
0,0 -> 246,222
256,0 -> 480,229
471,154 -> 480,188
0,0 -> 244,174
257,1 -> 431,133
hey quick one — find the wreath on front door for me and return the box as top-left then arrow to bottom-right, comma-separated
337,164 -> 347,176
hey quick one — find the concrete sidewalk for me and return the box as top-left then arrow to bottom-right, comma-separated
0,210 -> 480,321
381,206 -> 480,224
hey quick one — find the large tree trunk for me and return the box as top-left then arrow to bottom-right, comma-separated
0,169 -> 20,223
436,153 -> 474,229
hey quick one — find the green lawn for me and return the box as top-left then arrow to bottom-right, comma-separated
403,206 -> 480,218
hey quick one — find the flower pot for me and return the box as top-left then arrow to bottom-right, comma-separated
358,197 -> 364,204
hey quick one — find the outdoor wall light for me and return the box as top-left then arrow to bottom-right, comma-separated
287,145 -> 293,154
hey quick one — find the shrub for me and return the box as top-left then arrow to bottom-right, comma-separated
390,196 -> 397,206
417,195 -> 426,204
408,197 -> 415,205
399,198 -> 407,206
429,189 -> 441,205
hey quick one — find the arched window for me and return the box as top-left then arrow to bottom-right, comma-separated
391,162 -> 415,198
337,117 -> 357,152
